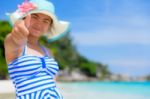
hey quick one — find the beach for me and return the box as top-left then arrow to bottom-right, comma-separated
0,80 -> 150,99
0,80 -> 15,99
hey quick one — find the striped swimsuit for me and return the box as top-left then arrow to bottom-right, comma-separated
8,45 -> 63,99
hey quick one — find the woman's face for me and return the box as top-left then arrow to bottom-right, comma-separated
28,13 -> 52,38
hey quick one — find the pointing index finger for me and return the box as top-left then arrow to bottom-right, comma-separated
24,14 -> 31,28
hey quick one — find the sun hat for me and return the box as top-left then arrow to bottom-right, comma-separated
7,0 -> 70,42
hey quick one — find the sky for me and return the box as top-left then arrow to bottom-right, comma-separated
0,0 -> 150,77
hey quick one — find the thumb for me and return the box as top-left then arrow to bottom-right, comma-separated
24,14 -> 31,28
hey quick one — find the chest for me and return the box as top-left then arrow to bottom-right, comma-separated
8,55 -> 59,77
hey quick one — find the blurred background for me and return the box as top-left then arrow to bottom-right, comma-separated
0,0 -> 150,99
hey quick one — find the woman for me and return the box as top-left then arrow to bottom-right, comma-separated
4,0 -> 70,98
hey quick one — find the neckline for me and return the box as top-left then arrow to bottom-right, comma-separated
23,44 -> 48,57
8,55 -> 51,65
8,44 -> 50,65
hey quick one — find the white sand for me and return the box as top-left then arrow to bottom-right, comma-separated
0,80 -> 15,94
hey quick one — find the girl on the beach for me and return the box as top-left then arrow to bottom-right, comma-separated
4,0 -> 69,98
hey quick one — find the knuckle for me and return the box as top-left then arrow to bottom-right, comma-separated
17,24 -> 23,29
13,27 -> 19,35
13,27 -> 18,32
15,21 -> 24,28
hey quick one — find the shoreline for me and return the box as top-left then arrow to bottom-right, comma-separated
0,80 -> 149,93
0,80 -> 150,99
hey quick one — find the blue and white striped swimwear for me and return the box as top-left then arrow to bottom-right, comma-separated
8,45 -> 63,99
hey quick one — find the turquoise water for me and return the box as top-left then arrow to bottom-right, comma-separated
58,81 -> 150,99
1,81 -> 150,99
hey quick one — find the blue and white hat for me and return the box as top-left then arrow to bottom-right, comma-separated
8,0 -> 70,42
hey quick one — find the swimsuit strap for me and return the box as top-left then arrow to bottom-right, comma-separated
21,44 -> 27,56
41,46 -> 51,57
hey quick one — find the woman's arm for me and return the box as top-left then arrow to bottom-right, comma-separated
4,15 -> 31,63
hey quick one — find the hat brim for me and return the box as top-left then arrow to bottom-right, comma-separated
9,10 -> 70,42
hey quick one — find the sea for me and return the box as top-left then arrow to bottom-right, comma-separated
1,81 -> 150,99
59,81 -> 150,99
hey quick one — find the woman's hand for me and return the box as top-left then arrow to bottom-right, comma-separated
11,14 -> 31,46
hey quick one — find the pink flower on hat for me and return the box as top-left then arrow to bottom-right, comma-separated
18,1 -> 36,14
